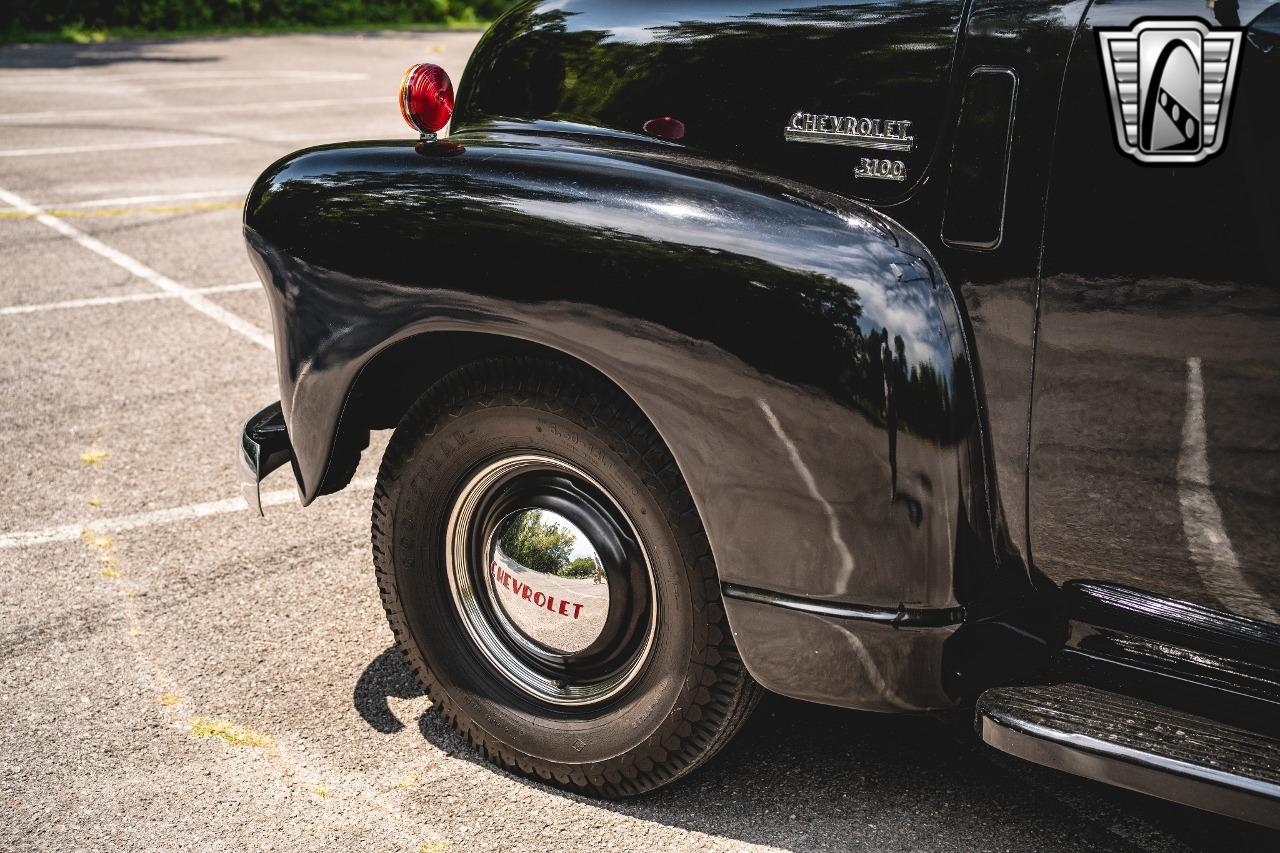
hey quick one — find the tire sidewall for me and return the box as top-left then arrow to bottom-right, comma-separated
383,400 -> 705,769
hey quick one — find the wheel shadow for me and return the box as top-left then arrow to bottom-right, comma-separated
354,646 -> 1278,852
353,646 -> 423,734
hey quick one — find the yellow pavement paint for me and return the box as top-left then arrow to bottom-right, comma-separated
80,525 -> 122,579
0,200 -> 242,219
82,531 -> 113,549
79,447 -> 109,465
188,717 -> 276,749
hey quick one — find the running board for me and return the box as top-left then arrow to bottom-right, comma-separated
976,683 -> 1280,828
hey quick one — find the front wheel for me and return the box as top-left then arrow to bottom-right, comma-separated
371,357 -> 761,797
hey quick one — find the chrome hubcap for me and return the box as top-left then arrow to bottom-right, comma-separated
487,509 -> 610,655
445,454 -> 656,706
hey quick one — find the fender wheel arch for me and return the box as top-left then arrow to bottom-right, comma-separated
371,355 -> 763,797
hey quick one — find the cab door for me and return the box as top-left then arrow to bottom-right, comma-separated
1030,1 -> 1280,625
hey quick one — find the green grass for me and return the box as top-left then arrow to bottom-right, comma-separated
3,19 -> 489,47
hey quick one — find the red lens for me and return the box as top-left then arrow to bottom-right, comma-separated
642,116 -> 685,141
399,63 -> 454,134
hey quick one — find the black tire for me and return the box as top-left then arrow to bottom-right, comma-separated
371,357 -> 762,797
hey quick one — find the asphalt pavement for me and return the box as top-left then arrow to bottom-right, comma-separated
1,31 -> 1277,853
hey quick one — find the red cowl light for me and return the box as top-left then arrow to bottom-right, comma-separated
399,63 -> 455,136
642,116 -> 685,141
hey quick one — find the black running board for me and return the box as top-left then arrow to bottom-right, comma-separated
977,683 -> 1280,828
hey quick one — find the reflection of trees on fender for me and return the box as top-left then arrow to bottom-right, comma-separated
498,510 -> 602,580
258,163 -> 969,446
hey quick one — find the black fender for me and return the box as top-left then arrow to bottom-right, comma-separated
244,127 -> 1031,710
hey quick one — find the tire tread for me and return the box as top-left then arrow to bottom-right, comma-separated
371,357 -> 762,798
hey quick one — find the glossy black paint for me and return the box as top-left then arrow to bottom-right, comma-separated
1058,581 -> 1280,735
1030,0 -> 1280,650
244,126 -> 1048,710
449,2 -> 1083,592
455,0 -> 965,204
450,0 -> 1096,590
941,66 -> 1018,250
243,0 -> 1280,751
239,401 -> 294,516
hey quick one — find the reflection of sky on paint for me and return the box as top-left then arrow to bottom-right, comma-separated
531,0 -> 1271,57
522,191 -> 950,371
538,0 -> 975,43
538,0 -> 764,36
1099,1 -> 1274,29
541,0 -> 1278,38
490,145 -> 954,374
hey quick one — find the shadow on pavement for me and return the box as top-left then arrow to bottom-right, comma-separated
0,40 -> 218,69
353,646 -> 422,734
354,645 -> 1278,852
0,29 -> 490,71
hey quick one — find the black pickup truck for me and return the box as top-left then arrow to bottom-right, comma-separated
239,0 -> 1280,826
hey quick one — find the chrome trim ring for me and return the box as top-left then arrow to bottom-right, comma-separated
444,454 -> 657,706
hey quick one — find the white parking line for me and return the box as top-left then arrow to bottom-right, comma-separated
1177,357 -> 1279,623
0,186 -> 273,350
25,189 -> 246,210
0,138 -> 236,158
0,282 -> 258,317
0,96 -> 384,124
0,131 -> 342,159
0,70 -> 369,86
146,75 -> 367,92
0,478 -> 375,549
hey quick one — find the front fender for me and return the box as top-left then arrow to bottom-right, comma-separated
245,127 -> 1012,710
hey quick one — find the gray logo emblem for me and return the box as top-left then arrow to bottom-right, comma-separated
1097,18 -> 1243,164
